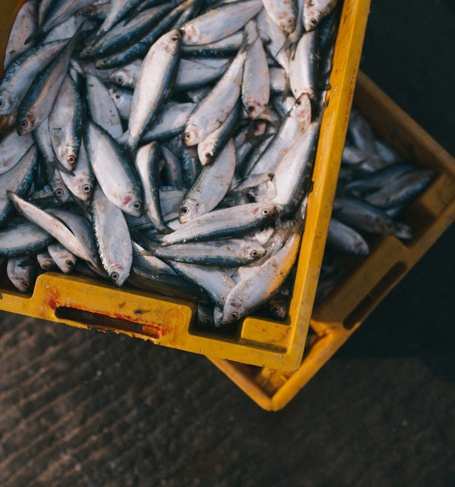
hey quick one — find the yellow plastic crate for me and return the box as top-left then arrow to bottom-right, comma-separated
209,72 -> 455,410
0,0 -> 371,370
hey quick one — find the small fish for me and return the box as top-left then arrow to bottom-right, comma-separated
181,0 -> 262,45
7,256 -> 37,292
4,0 -> 38,69
181,31 -> 243,58
86,74 -> 123,138
0,130 -> 34,175
184,48 -> 247,146
92,186 -> 133,285
36,250 -> 56,271
327,218 -> 369,256
180,139 -> 236,222
59,141 -> 94,202
152,239 -> 266,266
135,142 -> 170,233
0,220 -> 53,257
97,0 -> 145,37
302,0 -> 338,32
262,0 -> 297,34
128,29 -> 181,151
108,60 -> 142,89
86,121 -> 143,216
160,202 -> 278,246
49,75 -> 82,171
109,85 -> 132,120
47,242 -> 77,273
289,29 -> 319,101
217,230 -> 301,325
175,57 -> 229,91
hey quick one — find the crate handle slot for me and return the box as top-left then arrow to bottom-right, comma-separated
343,262 -> 408,329
55,306 -> 167,339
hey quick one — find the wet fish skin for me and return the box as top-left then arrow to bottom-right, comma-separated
128,29 -> 181,151
17,32 -> 79,135
0,39 -> 67,116
262,0 -> 296,34
92,186 -> 133,286
289,29 -> 319,101
49,75 -> 83,172
0,130 -> 34,175
160,202 -> 279,246
108,60 -> 142,88
175,57 -> 229,91
218,230 -> 301,325
47,242 -> 77,273
7,256 -> 37,292
184,47 -> 246,146
135,142 -> 170,233
153,239 -> 266,266
181,31 -> 243,58
0,145 -> 38,225
161,145 -> 184,189
36,250 -> 56,271
109,85 -> 132,120
327,218 -> 369,256
180,139 -> 236,222
0,220 -> 53,257
86,121 -> 143,217
302,0 -> 338,32
97,0 -> 145,37
4,0 -> 38,70
59,142 -> 94,202
181,0 -> 262,46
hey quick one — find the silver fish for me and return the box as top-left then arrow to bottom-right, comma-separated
0,145 -> 38,224
10,193 -> 98,265
327,218 -> 369,256
86,74 -> 122,139
289,29 -> 319,100
262,0 -> 296,34
153,239 -> 266,266
272,122 -> 319,209
135,142 -> 169,233
7,256 -> 37,292
49,75 -> 82,171
197,105 -> 239,166
108,60 -> 142,89
4,0 -> 38,69
97,0 -> 145,37
242,20 -> 270,119
302,0 -> 338,32
180,139 -> 236,222
0,39 -> 67,116
161,145 -> 184,189
0,130 -> 34,175
218,230 -> 301,325
175,57 -> 229,91
40,0 -> 94,36
59,141 -> 94,202
181,31 -> 243,57
17,32 -> 79,134
169,261 -> 235,307
36,250 -> 56,271
92,186 -> 132,285
86,121 -> 143,216
184,47 -> 246,146
181,0 -> 262,45
256,9 -> 290,72
47,242 -> 77,273
109,85 -> 132,120
0,220 -> 53,257
161,202 -> 278,246
127,29 -> 181,151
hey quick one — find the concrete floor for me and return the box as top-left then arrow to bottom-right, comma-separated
0,1 -> 454,486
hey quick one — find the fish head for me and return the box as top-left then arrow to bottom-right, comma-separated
77,177 -> 94,201
181,24 -> 199,44
0,90 -> 14,116
294,94 -> 312,130
179,198 -> 199,224
220,296 -> 245,326
242,241 -> 266,262
17,112 -> 36,135
257,203 -> 279,221
122,192 -> 143,217
110,70 -> 130,88
59,146 -> 79,172
163,29 -> 181,55
109,263 -> 129,287
183,124 -> 200,147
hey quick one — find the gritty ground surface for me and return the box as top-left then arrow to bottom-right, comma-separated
1,1 -> 455,486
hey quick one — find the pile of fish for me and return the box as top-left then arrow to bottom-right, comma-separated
0,0 -> 341,326
317,109 -> 434,302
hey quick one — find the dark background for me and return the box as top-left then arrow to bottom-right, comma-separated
1,1 -> 454,486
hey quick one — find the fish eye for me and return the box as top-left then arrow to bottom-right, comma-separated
20,119 -> 29,129
65,260 -> 74,267
82,184 -> 92,194
231,311 -> 239,321
67,154 -> 77,165
133,201 -> 141,210
110,271 -> 119,281
55,188 -> 64,197
180,206 -> 188,214
250,249 -> 258,258
262,208 -> 270,215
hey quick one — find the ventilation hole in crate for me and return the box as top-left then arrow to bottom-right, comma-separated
343,262 -> 407,330
55,307 -> 165,339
